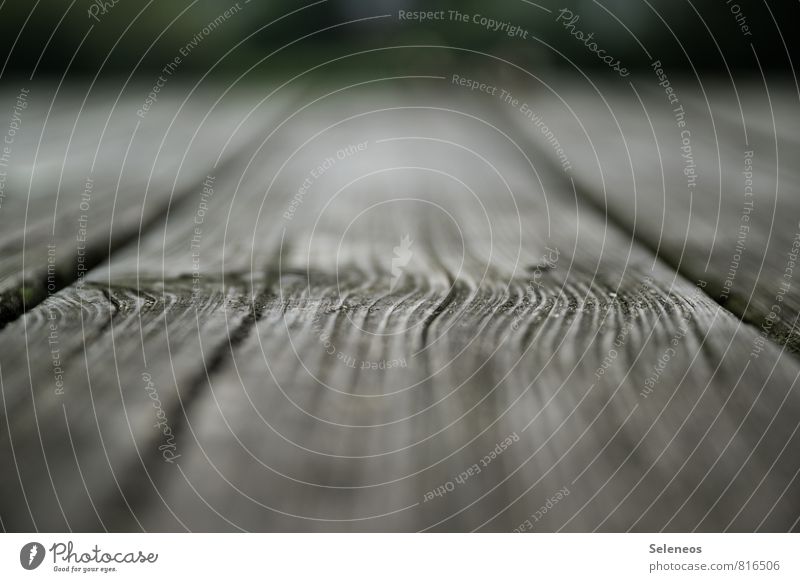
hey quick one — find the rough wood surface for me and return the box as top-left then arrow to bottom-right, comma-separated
521,77 -> 800,353
0,85 -> 288,327
1,82 -> 799,532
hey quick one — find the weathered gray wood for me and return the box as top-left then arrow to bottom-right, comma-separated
0,85 -> 286,327
1,83 -> 799,533
0,84 -> 297,530
0,277 -> 260,530
516,76 -> 800,354
1,84 -> 296,529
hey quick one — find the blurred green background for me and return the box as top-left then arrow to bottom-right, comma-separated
1,0 -> 796,83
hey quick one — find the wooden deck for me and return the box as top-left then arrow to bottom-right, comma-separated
0,79 -> 799,532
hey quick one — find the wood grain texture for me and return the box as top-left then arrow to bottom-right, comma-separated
516,76 -> 800,354
0,84 -> 288,327
1,82 -> 799,532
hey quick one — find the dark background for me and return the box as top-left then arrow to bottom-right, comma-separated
1,0 -> 797,83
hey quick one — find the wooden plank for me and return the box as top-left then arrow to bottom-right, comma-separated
118,90 -> 800,531
1,84 -> 799,532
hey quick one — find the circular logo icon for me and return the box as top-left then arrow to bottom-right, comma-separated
20,542 -> 46,570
